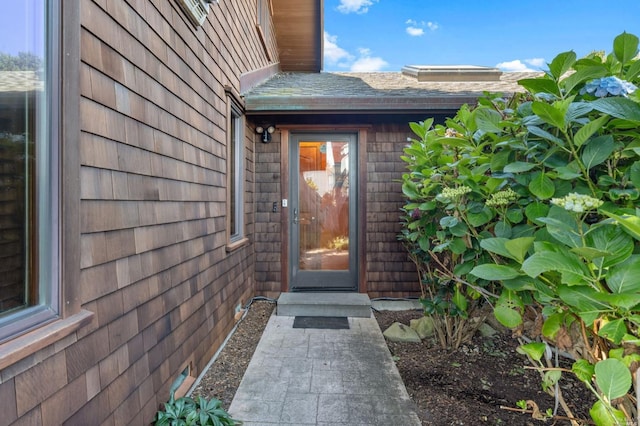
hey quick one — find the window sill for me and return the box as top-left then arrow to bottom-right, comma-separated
226,237 -> 249,253
0,309 -> 94,371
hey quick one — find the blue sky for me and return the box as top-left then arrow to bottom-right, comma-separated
0,1 -> 45,56
323,0 -> 640,72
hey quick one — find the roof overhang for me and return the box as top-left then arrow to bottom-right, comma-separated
243,71 -> 537,116
271,0 -> 323,72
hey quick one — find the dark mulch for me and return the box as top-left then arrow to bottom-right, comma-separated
192,300 -> 595,425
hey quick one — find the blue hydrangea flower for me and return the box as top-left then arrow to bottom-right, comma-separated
580,76 -> 637,98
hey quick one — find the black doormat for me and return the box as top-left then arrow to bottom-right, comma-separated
293,316 -> 350,329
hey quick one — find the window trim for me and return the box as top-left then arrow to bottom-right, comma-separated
0,0 -> 89,359
225,88 -> 247,250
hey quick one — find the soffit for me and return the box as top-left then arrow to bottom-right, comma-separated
271,0 -> 323,72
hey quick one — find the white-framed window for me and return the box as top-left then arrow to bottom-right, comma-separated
0,0 -> 59,342
227,98 -> 245,245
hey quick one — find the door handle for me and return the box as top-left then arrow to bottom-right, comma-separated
293,208 -> 298,224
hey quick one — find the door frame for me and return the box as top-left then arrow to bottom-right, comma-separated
279,126 -> 368,293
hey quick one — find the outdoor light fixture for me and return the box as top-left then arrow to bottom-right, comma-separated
256,125 -> 275,143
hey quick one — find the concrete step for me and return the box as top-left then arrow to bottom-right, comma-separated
277,292 -> 372,318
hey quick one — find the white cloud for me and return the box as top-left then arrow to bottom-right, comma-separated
337,0 -> 377,14
323,33 -> 387,71
496,58 -> 546,72
405,19 -> 438,37
406,27 -> 424,36
324,32 -> 354,66
426,21 -> 439,31
525,58 -> 546,68
350,48 -> 388,71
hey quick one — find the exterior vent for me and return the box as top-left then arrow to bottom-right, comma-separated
176,0 -> 212,27
402,65 -> 503,82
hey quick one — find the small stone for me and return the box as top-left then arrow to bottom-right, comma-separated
410,316 -> 435,339
478,322 -> 497,337
383,322 -> 422,343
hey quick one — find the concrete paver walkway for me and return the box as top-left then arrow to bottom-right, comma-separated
228,314 -> 421,425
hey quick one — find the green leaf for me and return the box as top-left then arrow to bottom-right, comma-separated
494,306 -> 522,328
557,285 -> 612,325
522,250 -> 589,281
449,237 -> 468,254
527,125 -> 565,145
525,202 -> 550,224
518,78 -> 560,96
467,207 -> 493,227
528,173 -> 555,199
598,319 -> 627,345
607,255 -> 640,294
570,246 -> 611,260
574,115 -> 610,148
470,264 -> 521,281
503,161 -> 536,173
562,66 -> 608,94
449,221 -> 469,237
506,208 -> 524,224
581,135 -> 616,171
543,370 -> 562,391
494,221 -> 512,238
537,216 -> 582,248
548,51 -> 577,80
595,358 -> 632,401
572,359 -> 595,383
600,212 -> 640,241
592,97 -> 640,122
453,286 -> 468,312
440,216 -> 459,228
613,31 -> 639,65
586,224 -> 634,268
453,261 -> 474,276
479,238 -> 512,259
504,237 -> 535,263
474,107 -> 503,133
532,101 -> 566,129
542,312 -> 563,339
629,161 -> 640,190
590,400 -> 627,426
516,342 -> 546,361
625,58 -> 640,80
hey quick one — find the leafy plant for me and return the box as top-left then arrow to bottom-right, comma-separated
400,31 -> 640,424
155,393 -> 241,426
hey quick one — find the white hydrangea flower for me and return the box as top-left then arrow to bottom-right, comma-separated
551,193 -> 603,213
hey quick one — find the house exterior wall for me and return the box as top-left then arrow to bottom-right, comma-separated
254,122 -> 421,298
0,1 -> 276,424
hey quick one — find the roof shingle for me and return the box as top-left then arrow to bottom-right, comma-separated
243,71 -> 541,113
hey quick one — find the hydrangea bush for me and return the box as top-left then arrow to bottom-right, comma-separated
400,32 -> 640,425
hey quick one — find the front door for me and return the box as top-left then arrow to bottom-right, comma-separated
289,133 -> 358,291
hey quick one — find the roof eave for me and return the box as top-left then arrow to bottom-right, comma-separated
244,95 -> 485,114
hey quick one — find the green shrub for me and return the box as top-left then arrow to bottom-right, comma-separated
401,32 -> 640,425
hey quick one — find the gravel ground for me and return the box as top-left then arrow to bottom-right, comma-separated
190,299 -> 276,408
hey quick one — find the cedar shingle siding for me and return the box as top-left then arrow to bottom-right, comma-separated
1,1 -> 275,424
252,123 -> 422,298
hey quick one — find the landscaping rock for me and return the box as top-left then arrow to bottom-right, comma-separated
383,322 -> 422,343
410,316 -> 435,339
478,322 -> 498,337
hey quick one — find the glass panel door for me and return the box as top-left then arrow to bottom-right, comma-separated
290,133 -> 357,291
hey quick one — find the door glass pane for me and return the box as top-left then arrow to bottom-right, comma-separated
298,140 -> 349,271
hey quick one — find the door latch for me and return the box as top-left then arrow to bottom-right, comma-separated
293,208 -> 298,224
